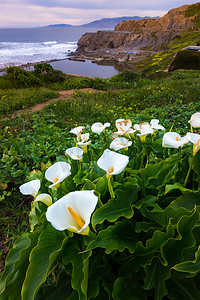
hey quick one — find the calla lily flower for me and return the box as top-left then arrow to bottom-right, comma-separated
19,179 -> 40,198
137,126 -> 154,142
97,149 -> 129,175
115,119 -> 132,133
77,133 -> 91,146
134,122 -> 151,130
45,161 -> 71,188
70,126 -> 85,135
112,119 -> 135,139
46,190 -> 98,234
77,133 -> 91,153
65,147 -> 83,160
150,119 -> 165,131
91,122 -> 110,134
35,193 -> 53,206
110,137 -> 132,151
162,132 -> 188,148
188,112 -> 200,128
186,132 -> 200,155
70,126 -> 85,141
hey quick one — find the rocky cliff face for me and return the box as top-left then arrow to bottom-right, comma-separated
76,2 -> 200,54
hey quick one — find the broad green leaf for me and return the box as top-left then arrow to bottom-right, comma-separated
21,224 -> 67,300
95,175 -> 108,197
87,220 -> 138,254
136,220 -> 174,258
0,226 -> 43,300
165,182 -> 195,195
87,251 -> 110,299
92,186 -> 139,229
143,155 -> 180,186
173,245 -> 200,273
140,205 -> 192,227
35,270 -> 73,300
162,209 -> 199,267
112,277 -> 146,300
62,238 -> 92,300
82,179 -> 96,191
166,277 -> 200,300
135,221 -> 160,233
144,257 -> 171,300
134,195 -> 157,209
170,191 -> 200,211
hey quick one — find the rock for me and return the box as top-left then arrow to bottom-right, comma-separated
76,3 -> 200,55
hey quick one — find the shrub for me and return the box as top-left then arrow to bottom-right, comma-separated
168,50 -> 200,72
5,66 -> 42,88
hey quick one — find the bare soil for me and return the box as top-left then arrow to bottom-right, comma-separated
1,88 -> 105,121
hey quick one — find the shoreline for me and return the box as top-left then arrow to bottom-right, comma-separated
0,49 -> 153,76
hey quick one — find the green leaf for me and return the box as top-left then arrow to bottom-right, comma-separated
92,186 -> 139,229
166,277 -> 200,300
112,277 -> 146,300
0,226 -> 43,300
62,238 -> 92,300
170,191 -> 200,211
173,245 -> 200,273
21,224 -> 67,300
35,270 -> 73,300
144,257 -> 171,300
95,175 -> 108,197
87,220 -> 138,254
162,209 -> 199,267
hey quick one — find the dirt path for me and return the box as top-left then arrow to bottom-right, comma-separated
1,88 -> 105,121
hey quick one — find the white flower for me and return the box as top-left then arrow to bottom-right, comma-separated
115,119 -> 132,133
77,133 -> 91,146
162,132 -> 188,148
186,132 -> 200,155
70,126 -> 85,141
35,193 -> 53,206
188,112 -> 200,128
69,126 -> 85,136
46,190 -> 98,234
110,137 -> 132,151
45,162 -> 71,188
65,147 -> 83,160
97,149 -> 129,175
150,119 -> 165,131
19,179 -> 40,198
136,126 -> 154,142
91,122 -> 110,134
134,122 -> 151,131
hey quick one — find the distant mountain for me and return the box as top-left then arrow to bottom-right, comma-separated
44,16 -> 159,30
80,16 -> 158,29
44,24 -> 73,28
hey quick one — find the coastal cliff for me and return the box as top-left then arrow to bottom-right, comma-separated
76,2 -> 200,54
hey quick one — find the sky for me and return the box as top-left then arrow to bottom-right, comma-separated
0,0 -> 199,28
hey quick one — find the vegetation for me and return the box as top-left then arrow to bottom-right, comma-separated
168,50 -> 200,72
0,62 -> 200,299
136,30 -> 200,75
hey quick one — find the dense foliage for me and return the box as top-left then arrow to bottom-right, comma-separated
0,68 -> 200,299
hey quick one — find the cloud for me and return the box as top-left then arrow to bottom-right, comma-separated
0,0 -> 198,28
24,0 -> 199,10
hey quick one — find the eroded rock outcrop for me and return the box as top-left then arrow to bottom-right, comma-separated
76,2 -> 200,54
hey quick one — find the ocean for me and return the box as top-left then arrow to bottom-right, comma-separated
0,27 -> 119,78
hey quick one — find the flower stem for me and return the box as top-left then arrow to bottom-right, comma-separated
88,230 -> 96,240
184,155 -> 194,187
107,175 -> 115,198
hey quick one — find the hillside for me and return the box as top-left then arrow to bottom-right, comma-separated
76,2 -> 200,54
44,16 -> 157,30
